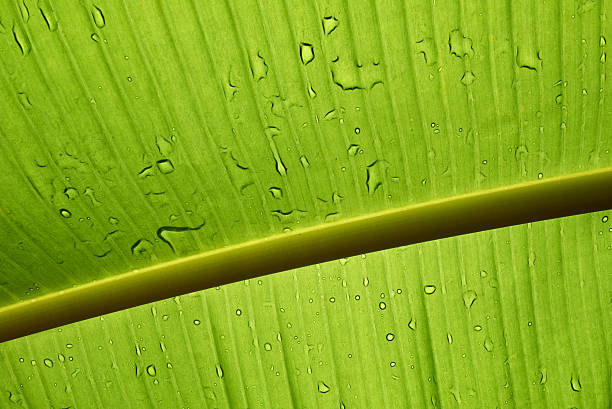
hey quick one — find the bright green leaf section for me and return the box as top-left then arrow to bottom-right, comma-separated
1,212 -> 610,408
0,0 -> 610,306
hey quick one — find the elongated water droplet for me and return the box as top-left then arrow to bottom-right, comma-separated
299,42 -> 315,65
216,363 -> 224,378
483,336 -> 493,352
43,358 -> 53,368
269,187 -> 282,199
91,5 -> 105,28
38,0 -> 57,31
347,144 -> 359,156
19,0 -> 30,22
59,209 -> 72,218
146,364 -> 156,377
408,318 -> 416,330
12,24 -> 31,56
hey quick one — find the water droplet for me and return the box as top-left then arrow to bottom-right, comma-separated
416,37 -> 436,65
408,318 -> 416,330
269,187 -> 282,199
539,368 -> 547,384
570,375 -> 581,392
12,24 -> 31,56
156,159 -> 175,174
379,301 -> 386,310
424,285 -> 437,295
354,127 -> 360,134
516,46 -> 541,71
43,358 -> 53,368
347,144 -> 359,156
193,319 -> 200,326
264,343 -> 272,351
354,294 -> 360,300
460,71 -> 475,85
463,290 -> 477,309
386,333 -> 395,341
249,51 -> 268,81
19,0 -> 29,22
236,309 -> 242,316
449,29 -> 475,58
38,0 -> 58,31
322,16 -> 339,35
91,33 -> 100,42
317,381 -> 330,393
57,353 -> 65,362
538,173 -> 543,179
146,364 -> 156,377
447,333 -> 453,344
329,297 -> 335,303
131,239 -> 153,256
215,363 -> 224,378
366,160 -> 385,195
483,336 -> 494,352
91,5 -> 105,28
473,325 -> 482,331
602,216 -> 608,223
299,42 -> 315,65
390,361 -> 396,367
59,209 -> 71,218
66,343 -> 73,348
127,76 -> 133,82
363,277 -> 369,286
480,270 -> 488,278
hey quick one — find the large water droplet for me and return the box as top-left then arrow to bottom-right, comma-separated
483,336 -> 494,352
461,71 -> 475,86
249,51 -> 268,81
146,364 -> 156,377
449,29 -> 474,58
317,381 -> 330,393
416,38 -> 436,65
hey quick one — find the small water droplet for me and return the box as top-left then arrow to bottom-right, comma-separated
538,173 -> 544,179
43,358 -> 53,368
363,277 -> 369,286
379,301 -> 386,310
322,16 -> 339,35
390,361 -> 396,367
264,342 -> 272,351
602,216 -> 608,223
146,364 -> 156,377
317,381 -> 330,393
193,319 -> 200,326
57,353 -> 65,362
216,363 -> 224,378
91,33 -> 100,42
483,336 -> 494,352
59,209 -> 72,218
386,333 -> 395,341
91,5 -> 105,28
66,343 -> 73,348
236,309 -> 242,316
18,92 -> 33,110
473,325 -> 482,331
299,42 -> 315,65
424,285 -> 437,295
408,318 -> 416,330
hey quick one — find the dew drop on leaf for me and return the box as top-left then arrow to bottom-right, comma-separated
43,358 -> 53,368
424,285 -> 437,295
299,42 -> 315,65
59,209 -> 71,218
91,5 -> 105,28
146,364 -> 156,377
386,333 -> 395,341
322,16 -> 338,35
463,290 -> 477,309
317,381 -> 330,393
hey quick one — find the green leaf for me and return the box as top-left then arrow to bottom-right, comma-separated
0,0 -> 610,408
